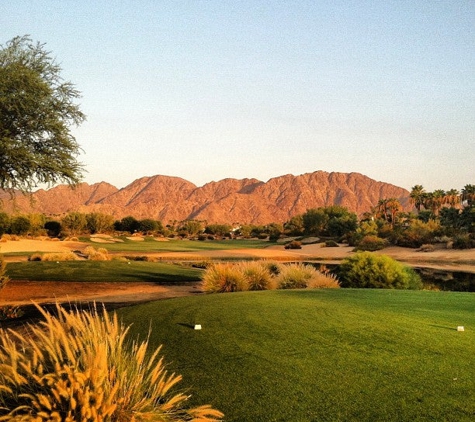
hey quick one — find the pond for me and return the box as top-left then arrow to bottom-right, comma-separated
415,268 -> 475,292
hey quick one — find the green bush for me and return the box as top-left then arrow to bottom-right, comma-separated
338,252 -> 422,289
0,303 -> 223,421
453,234 -> 475,249
353,235 -> 388,251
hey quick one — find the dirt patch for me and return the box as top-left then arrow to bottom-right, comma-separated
0,281 -> 201,307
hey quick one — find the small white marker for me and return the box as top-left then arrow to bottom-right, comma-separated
457,326 -> 464,332
194,324 -> 202,330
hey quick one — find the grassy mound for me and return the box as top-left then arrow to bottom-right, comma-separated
117,289 -> 475,421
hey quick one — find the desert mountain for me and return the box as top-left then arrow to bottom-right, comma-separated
0,171 -> 410,224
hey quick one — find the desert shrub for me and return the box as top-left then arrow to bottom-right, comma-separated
261,261 -> 282,276
418,244 -> 435,252
353,235 -> 388,251
338,252 -> 422,289
396,220 -> 441,248
0,303 -> 223,421
38,251 -> 79,261
324,240 -> 339,247
306,271 -> 340,289
240,261 -> 274,290
28,253 -> 42,261
276,263 -> 338,289
452,234 -> 475,249
83,245 -> 110,261
201,263 -> 247,293
284,240 -> 302,249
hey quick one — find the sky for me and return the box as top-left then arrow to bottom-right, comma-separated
2,0 -> 474,191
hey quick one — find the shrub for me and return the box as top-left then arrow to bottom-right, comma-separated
0,303 -> 223,421
276,263 -> 339,289
35,251 -> 79,261
418,244 -> 435,252
284,240 -> 302,249
262,261 -> 282,276
353,235 -> 388,251
306,271 -> 340,289
240,261 -> 274,291
83,245 -> 110,261
324,240 -> 339,247
338,252 -> 422,289
201,263 -> 247,293
452,234 -> 475,249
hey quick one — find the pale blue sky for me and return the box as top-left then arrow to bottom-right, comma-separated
2,1 -> 474,191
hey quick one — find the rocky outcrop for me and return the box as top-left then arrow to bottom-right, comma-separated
0,171 -> 410,223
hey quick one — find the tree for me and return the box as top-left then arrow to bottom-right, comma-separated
61,212 -> 87,235
409,185 -> 426,212
0,36 -> 85,193
462,184 -> 475,208
86,212 -> 114,234
9,215 -> 31,235
114,216 -> 140,234
0,212 -> 10,236
445,189 -> 460,208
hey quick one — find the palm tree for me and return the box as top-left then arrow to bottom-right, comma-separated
462,184 -> 475,207
445,189 -> 460,208
386,198 -> 402,228
376,198 -> 389,222
409,185 -> 425,212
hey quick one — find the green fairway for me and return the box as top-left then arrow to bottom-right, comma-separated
84,237 -> 269,253
6,261 -> 202,283
117,289 -> 475,422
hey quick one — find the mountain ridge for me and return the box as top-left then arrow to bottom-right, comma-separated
0,171 -> 410,224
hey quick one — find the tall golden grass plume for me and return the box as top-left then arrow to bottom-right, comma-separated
0,303 -> 223,421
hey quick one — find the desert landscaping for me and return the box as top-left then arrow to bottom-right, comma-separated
0,237 -> 474,306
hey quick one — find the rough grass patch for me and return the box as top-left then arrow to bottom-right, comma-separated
0,303 -> 223,421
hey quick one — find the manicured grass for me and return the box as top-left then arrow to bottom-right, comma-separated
117,289 -> 475,421
6,261 -> 202,283
84,237 -> 269,253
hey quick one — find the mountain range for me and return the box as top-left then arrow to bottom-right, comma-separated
0,171 -> 410,224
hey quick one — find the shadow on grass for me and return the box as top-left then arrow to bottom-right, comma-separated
429,324 -> 459,331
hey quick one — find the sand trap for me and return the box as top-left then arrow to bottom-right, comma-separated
0,239 -> 83,254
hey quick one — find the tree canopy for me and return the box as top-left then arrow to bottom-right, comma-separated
0,35 -> 85,193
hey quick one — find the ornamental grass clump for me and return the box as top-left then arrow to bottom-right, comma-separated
83,246 -> 110,261
276,263 -> 335,289
0,303 -> 223,422
200,263 -> 247,293
200,261 -> 339,293
239,261 -> 275,291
